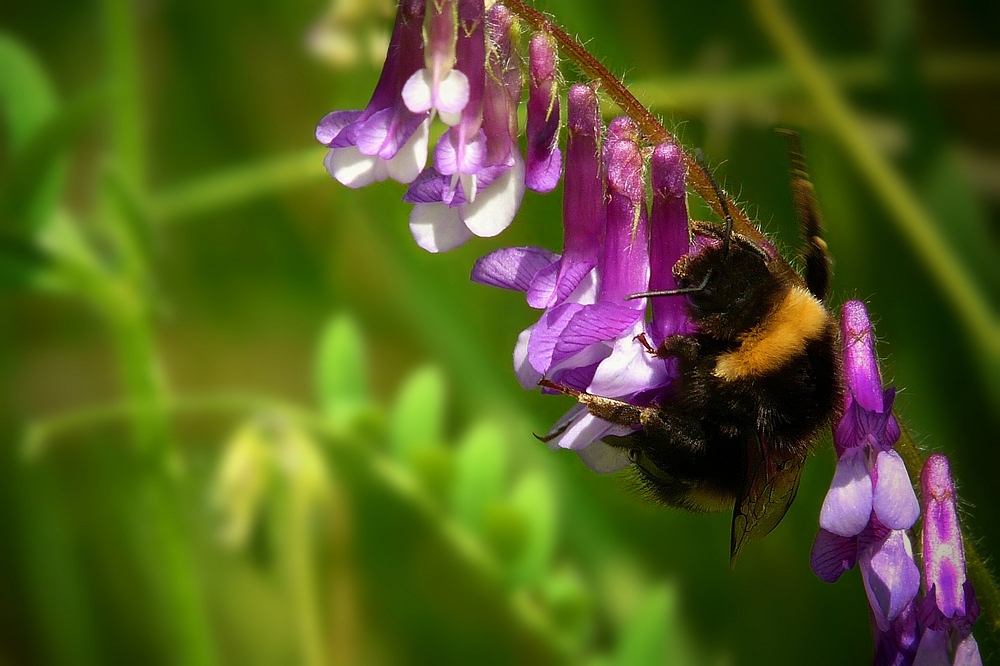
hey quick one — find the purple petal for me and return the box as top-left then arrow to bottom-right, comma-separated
525,147 -> 563,194
841,300 -> 884,412
649,141 -> 694,342
920,454 -> 967,618
819,447 -> 874,537
873,450 -> 920,530
526,259 -> 594,309
810,528 -> 859,583
353,107 -> 425,160
953,634 -> 983,666
404,168 -> 468,206
434,127 -> 487,176
551,302 -> 643,366
470,246 -> 558,293
912,628 -> 950,666
560,85 -> 604,269
528,303 -> 586,374
525,32 -> 562,194
316,110 -> 362,145
862,530 -> 920,630
600,127 -> 650,302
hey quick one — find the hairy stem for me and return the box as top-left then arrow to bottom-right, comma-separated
501,0 -> 762,240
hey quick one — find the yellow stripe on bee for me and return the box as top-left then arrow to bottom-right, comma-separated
713,287 -> 829,381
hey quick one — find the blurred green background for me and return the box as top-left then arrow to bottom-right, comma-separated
2,0 -> 999,664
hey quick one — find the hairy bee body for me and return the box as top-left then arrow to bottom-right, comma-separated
562,136 -> 842,563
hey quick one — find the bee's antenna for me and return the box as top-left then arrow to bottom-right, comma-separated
694,149 -> 733,259
624,270 -> 712,300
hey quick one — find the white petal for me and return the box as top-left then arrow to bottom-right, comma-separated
461,154 -> 525,237
409,202 -> 474,253
872,449 -> 920,530
460,173 -> 477,203
551,410 -> 630,451
576,440 -> 633,474
386,118 -> 430,184
589,323 -> 668,397
439,109 -> 463,127
326,147 -> 379,189
436,69 -> 470,117
513,327 -> 542,389
819,448 -> 874,537
402,69 -> 433,114
566,269 -> 599,306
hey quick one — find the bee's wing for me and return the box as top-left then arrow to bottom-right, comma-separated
729,434 -> 806,567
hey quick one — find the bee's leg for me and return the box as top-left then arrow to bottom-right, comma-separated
539,379 -> 651,429
655,334 -> 700,362
779,129 -> 831,302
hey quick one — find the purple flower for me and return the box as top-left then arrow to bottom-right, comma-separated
317,0 -> 431,188
401,0 -> 470,126
913,454 -> 982,666
811,301 -> 921,635
472,105 -> 694,470
405,1 -> 526,253
525,33 -> 562,193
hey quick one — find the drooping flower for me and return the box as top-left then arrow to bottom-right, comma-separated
401,0 -> 470,126
524,32 -> 562,193
405,1 -> 526,253
913,454 -> 982,666
811,300 -> 921,635
472,103 -> 694,470
317,0 -> 431,188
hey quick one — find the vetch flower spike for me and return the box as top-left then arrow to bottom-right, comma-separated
405,1 -> 526,252
811,300 -> 921,646
914,454 -> 982,666
317,0 -> 431,187
470,83 -> 603,311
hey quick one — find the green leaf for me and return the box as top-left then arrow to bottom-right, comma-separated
0,33 -> 58,149
451,421 -> 507,530
613,584 -> 692,666
316,314 -> 370,425
0,89 -> 106,237
388,365 -> 446,460
507,471 -> 557,587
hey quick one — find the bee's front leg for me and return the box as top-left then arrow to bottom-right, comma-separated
538,379 -> 659,430
655,334 -> 700,362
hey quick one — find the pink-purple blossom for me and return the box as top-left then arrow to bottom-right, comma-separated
317,0 -> 430,188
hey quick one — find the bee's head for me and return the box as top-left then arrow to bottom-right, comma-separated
673,223 -> 786,340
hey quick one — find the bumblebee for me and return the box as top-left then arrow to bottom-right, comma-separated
545,132 -> 842,565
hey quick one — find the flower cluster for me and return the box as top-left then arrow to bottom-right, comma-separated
319,1 -> 698,469
471,90 -> 694,470
318,0 -> 566,252
810,301 -> 981,666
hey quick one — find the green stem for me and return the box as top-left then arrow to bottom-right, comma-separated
752,0 -> 1000,364
25,391 -> 573,661
101,0 -> 145,187
275,468 -> 326,666
102,289 -> 219,666
149,147 -> 329,222
631,52 -> 1000,112
502,0 -> 765,246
